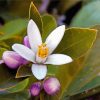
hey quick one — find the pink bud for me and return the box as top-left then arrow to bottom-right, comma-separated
23,36 -> 30,48
43,77 -> 60,95
2,51 -> 27,69
30,82 -> 41,96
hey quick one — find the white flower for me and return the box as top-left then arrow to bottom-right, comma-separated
12,19 -> 73,80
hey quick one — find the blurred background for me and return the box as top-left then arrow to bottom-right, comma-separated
0,0 -> 90,26
0,0 -> 100,99
0,0 -> 100,27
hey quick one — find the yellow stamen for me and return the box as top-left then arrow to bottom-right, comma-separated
37,43 -> 48,58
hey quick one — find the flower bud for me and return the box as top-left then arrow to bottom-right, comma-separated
2,51 -> 27,69
23,36 -> 30,48
30,82 -> 41,96
43,77 -> 60,95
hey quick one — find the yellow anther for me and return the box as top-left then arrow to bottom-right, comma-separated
37,43 -> 48,58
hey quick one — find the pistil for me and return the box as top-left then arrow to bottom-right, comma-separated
37,43 -> 48,59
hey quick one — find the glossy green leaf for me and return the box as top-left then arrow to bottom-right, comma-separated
51,56 -> 86,100
70,77 -> 100,100
42,14 -> 57,42
76,76 -> 100,94
29,2 -> 43,33
0,64 -> 12,84
73,26 -> 100,95
16,65 -> 32,78
0,78 -> 29,93
54,28 -> 97,59
0,48 -> 7,59
47,65 -> 59,76
71,1 -> 100,27
64,26 -> 100,96
50,27 -> 97,99
6,78 -> 29,93
0,90 -> 30,100
0,19 -> 28,41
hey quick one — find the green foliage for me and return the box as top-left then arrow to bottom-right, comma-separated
0,19 -> 28,41
29,2 -> 43,34
42,14 -> 57,42
0,78 -> 29,93
16,65 -> 32,78
71,1 -> 100,27
7,78 -> 29,93
55,28 -> 97,59
41,14 -> 97,100
59,25 -> 99,98
0,19 -> 28,47
0,64 -> 12,84
76,76 -> 100,95
0,90 -> 30,100
0,48 -> 7,59
52,57 -> 85,100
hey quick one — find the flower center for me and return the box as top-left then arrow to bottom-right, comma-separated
37,43 -> 48,59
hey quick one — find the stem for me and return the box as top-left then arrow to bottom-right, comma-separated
40,92 -> 44,100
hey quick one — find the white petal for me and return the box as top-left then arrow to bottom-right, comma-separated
45,54 -> 73,65
12,44 -> 35,62
45,25 -> 65,54
31,64 -> 47,80
27,19 -> 42,53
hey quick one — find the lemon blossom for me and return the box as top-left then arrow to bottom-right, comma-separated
12,19 -> 73,80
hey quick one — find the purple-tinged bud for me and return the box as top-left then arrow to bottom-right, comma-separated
43,77 -> 60,95
2,51 -> 27,69
30,82 -> 41,96
23,36 -> 30,48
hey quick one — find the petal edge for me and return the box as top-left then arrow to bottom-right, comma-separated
31,64 -> 47,80
45,25 -> 65,54
27,19 -> 42,53
12,44 -> 35,62
45,54 -> 73,65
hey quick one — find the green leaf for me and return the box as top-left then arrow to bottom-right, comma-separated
0,19 -> 28,41
0,48 -> 7,59
0,42 -> 10,49
64,26 -> 100,96
29,2 -> 43,33
0,64 -> 12,84
0,78 -> 29,94
6,78 -> 29,93
51,56 -> 86,100
51,27 -> 97,99
71,1 -> 100,27
77,76 -> 100,94
0,90 -> 30,100
70,76 -> 100,100
16,65 -> 32,78
42,14 -> 57,42
47,65 -> 59,76
54,28 -> 97,59
0,19 -> 28,47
